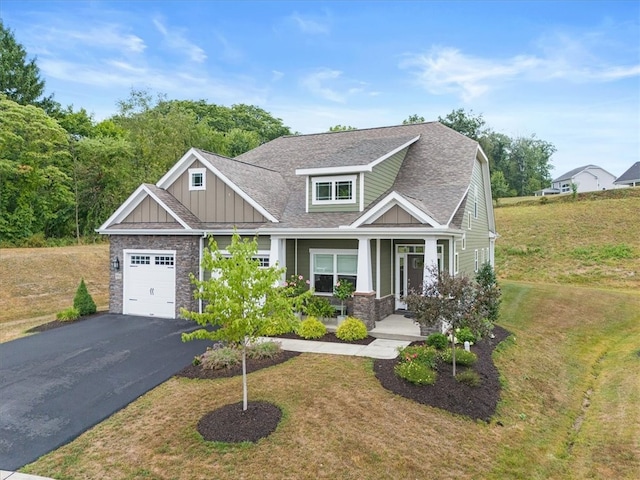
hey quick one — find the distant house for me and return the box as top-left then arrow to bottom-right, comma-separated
97,122 -> 496,330
614,161 -> 640,187
551,165 -> 618,194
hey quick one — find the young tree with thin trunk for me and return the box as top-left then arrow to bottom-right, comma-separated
180,232 -> 298,410
406,266 -> 495,376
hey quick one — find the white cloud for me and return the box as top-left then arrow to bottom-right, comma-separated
289,12 -> 330,34
301,68 -> 346,102
152,17 -> 207,63
401,36 -> 640,101
271,70 -> 284,82
36,24 -> 146,54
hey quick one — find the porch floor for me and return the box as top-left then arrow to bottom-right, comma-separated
370,313 -> 424,341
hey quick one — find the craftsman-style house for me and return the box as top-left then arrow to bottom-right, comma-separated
98,122 -> 496,329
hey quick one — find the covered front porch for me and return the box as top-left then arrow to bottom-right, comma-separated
268,232 -> 456,330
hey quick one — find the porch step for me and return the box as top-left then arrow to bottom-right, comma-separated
369,331 -> 425,342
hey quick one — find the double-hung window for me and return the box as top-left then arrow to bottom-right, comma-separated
310,249 -> 357,293
312,175 -> 356,205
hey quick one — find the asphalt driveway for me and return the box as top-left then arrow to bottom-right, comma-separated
0,314 -> 211,470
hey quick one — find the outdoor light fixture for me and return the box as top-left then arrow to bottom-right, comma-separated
111,256 -> 120,271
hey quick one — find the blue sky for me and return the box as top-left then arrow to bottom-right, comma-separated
1,0 -> 638,178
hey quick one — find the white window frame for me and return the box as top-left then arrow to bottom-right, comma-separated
561,182 -> 571,193
474,249 -> 479,272
462,233 -> 466,250
311,175 -> 357,205
454,251 -> 459,274
309,248 -> 358,295
189,167 -> 206,191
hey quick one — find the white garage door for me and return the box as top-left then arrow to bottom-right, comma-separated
123,251 -> 176,318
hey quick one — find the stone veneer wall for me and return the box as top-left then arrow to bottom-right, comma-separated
375,295 -> 395,322
352,292 -> 376,329
109,235 -> 200,318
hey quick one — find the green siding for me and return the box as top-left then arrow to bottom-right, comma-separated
295,239 -> 359,279
379,239 -> 392,296
307,176 -> 361,213
363,148 -> 407,206
437,239 -> 449,273
457,158 -> 491,276
285,239 -> 296,277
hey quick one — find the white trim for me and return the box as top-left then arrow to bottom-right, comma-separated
349,191 -> 441,228
295,136 -> 420,176
359,173 -> 365,212
157,148 -> 279,223
309,248 -> 358,294
97,184 -> 191,231
462,232 -> 466,250
189,167 -> 206,191
446,185 -> 470,226
454,251 -> 459,274
474,249 -> 479,272
305,177 -> 309,213
376,238 -> 381,300
311,175 -> 357,205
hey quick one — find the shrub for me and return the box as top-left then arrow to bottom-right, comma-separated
440,348 -> 477,366
56,307 -> 80,322
397,345 -> 439,369
426,332 -> 448,350
335,316 -> 368,341
394,361 -> 437,385
305,296 -> 335,318
455,369 -> 481,387
73,278 -> 97,316
199,345 -> 242,370
247,341 -> 282,359
261,316 -> 297,336
297,316 -> 327,339
455,327 -> 476,344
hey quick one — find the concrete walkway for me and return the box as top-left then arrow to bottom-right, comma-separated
261,336 -> 410,359
1,471 -> 54,480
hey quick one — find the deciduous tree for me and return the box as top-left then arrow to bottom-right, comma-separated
181,233 -> 299,410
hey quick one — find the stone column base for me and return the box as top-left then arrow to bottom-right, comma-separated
352,291 -> 376,330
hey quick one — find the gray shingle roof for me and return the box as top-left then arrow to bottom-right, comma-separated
553,165 -> 601,182
144,184 -> 202,228
194,149 -> 288,219
614,161 -> 640,184
236,122 -> 479,227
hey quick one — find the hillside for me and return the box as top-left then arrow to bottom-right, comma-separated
0,244 -> 109,325
495,188 -> 640,290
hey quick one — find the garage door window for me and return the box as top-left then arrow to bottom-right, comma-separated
131,255 -> 150,265
155,255 -> 174,266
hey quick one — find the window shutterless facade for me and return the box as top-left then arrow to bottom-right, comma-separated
310,249 -> 357,293
189,168 -> 206,191
311,175 -> 357,205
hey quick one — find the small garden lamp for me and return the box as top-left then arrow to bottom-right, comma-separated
111,256 -> 120,271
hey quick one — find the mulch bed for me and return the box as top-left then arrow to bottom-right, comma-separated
273,331 -> 376,345
197,401 -> 282,443
26,311 -> 106,333
179,326 -> 511,443
373,325 -> 512,422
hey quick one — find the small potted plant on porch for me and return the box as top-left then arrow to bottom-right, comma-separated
333,279 -> 355,324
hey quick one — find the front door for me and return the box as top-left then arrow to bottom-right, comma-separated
395,244 -> 443,309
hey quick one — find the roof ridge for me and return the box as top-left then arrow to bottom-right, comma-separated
279,121 -> 439,139
196,148 -> 280,173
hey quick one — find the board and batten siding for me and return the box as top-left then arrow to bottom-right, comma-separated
363,147 -> 407,206
457,157 -> 491,276
167,160 -> 267,223
122,196 -> 180,224
372,205 -> 421,224
378,239 -> 393,296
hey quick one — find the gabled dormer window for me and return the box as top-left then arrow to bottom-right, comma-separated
189,168 -> 206,191
312,175 -> 356,205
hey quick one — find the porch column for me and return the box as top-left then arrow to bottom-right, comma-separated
356,237 -> 373,293
269,237 -> 286,282
423,237 -> 438,291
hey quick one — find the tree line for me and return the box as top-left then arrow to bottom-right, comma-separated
1,20 -> 554,246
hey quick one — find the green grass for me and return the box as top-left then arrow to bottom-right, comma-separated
495,188 -> 640,290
